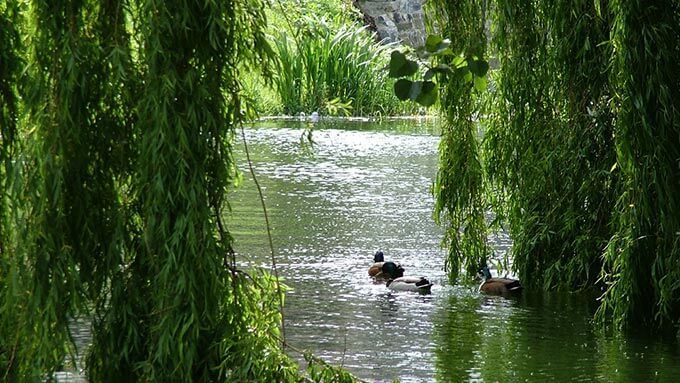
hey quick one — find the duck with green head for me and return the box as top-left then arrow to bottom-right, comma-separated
368,251 -> 404,281
368,251 -> 432,293
477,266 -> 522,296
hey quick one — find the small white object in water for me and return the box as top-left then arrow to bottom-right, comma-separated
310,111 -> 320,123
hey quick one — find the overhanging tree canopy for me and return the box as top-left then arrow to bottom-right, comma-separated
431,0 -> 680,330
0,0 -> 319,381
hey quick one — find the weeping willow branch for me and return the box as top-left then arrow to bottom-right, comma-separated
428,0 -> 493,283
0,12 -> 21,361
595,0 -> 680,329
240,124 -> 287,347
482,0 -> 616,290
436,0 -> 680,330
1,0 -> 303,381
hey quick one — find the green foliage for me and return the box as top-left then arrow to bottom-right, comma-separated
5,0 -> 136,377
419,1 -> 493,283
0,0 -> 22,377
595,0 -> 680,329
388,51 -> 418,78
304,353 -> 363,383
240,73 -> 283,116
0,0 -> 366,381
484,0 -> 616,290
304,352 -> 401,383
271,15 -> 413,116
431,0 -> 680,329
240,0 -> 420,117
387,44 -> 490,109
0,0 -> 20,161
426,0 -> 618,287
272,31 -> 305,113
385,25 -> 494,284
268,0 -> 361,30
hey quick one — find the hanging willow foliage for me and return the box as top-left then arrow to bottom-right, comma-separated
596,0 -> 680,329
1,0 -> 137,378
0,0 -> 363,381
484,0 -> 616,290
0,0 -> 22,376
427,0 -> 493,283
0,0 -> 20,173
85,0 -> 300,381
0,1 -> 21,252
431,0 -> 617,287
432,0 -> 680,329
8,0 -> 100,376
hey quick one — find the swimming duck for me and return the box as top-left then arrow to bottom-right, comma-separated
386,276 -> 433,294
478,266 -> 522,296
368,251 -> 385,277
368,251 -> 404,280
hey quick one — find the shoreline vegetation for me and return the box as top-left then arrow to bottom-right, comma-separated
244,1 -> 421,118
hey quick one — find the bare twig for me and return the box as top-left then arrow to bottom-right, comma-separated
2,331 -> 20,380
239,124 -> 286,347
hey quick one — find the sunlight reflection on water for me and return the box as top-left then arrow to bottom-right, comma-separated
229,121 -> 680,383
59,120 -> 680,382
230,121 -> 490,383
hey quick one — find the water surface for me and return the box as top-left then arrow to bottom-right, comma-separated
228,119 -> 680,382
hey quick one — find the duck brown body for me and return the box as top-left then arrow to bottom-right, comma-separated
368,262 -> 385,278
478,267 -> 522,296
368,251 -> 404,280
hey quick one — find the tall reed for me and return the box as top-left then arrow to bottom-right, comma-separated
272,16 -> 413,116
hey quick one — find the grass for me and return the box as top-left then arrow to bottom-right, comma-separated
242,0 -> 419,117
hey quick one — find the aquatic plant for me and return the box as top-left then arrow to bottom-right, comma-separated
271,15 -> 415,117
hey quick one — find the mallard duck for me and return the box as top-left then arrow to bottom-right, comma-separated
386,276 -> 433,294
368,251 -> 404,280
368,251 -> 385,277
478,266 -> 522,296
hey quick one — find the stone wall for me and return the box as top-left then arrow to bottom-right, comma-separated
354,0 -> 426,47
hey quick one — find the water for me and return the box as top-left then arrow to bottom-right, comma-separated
57,119 -> 680,382
228,119 -> 680,383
